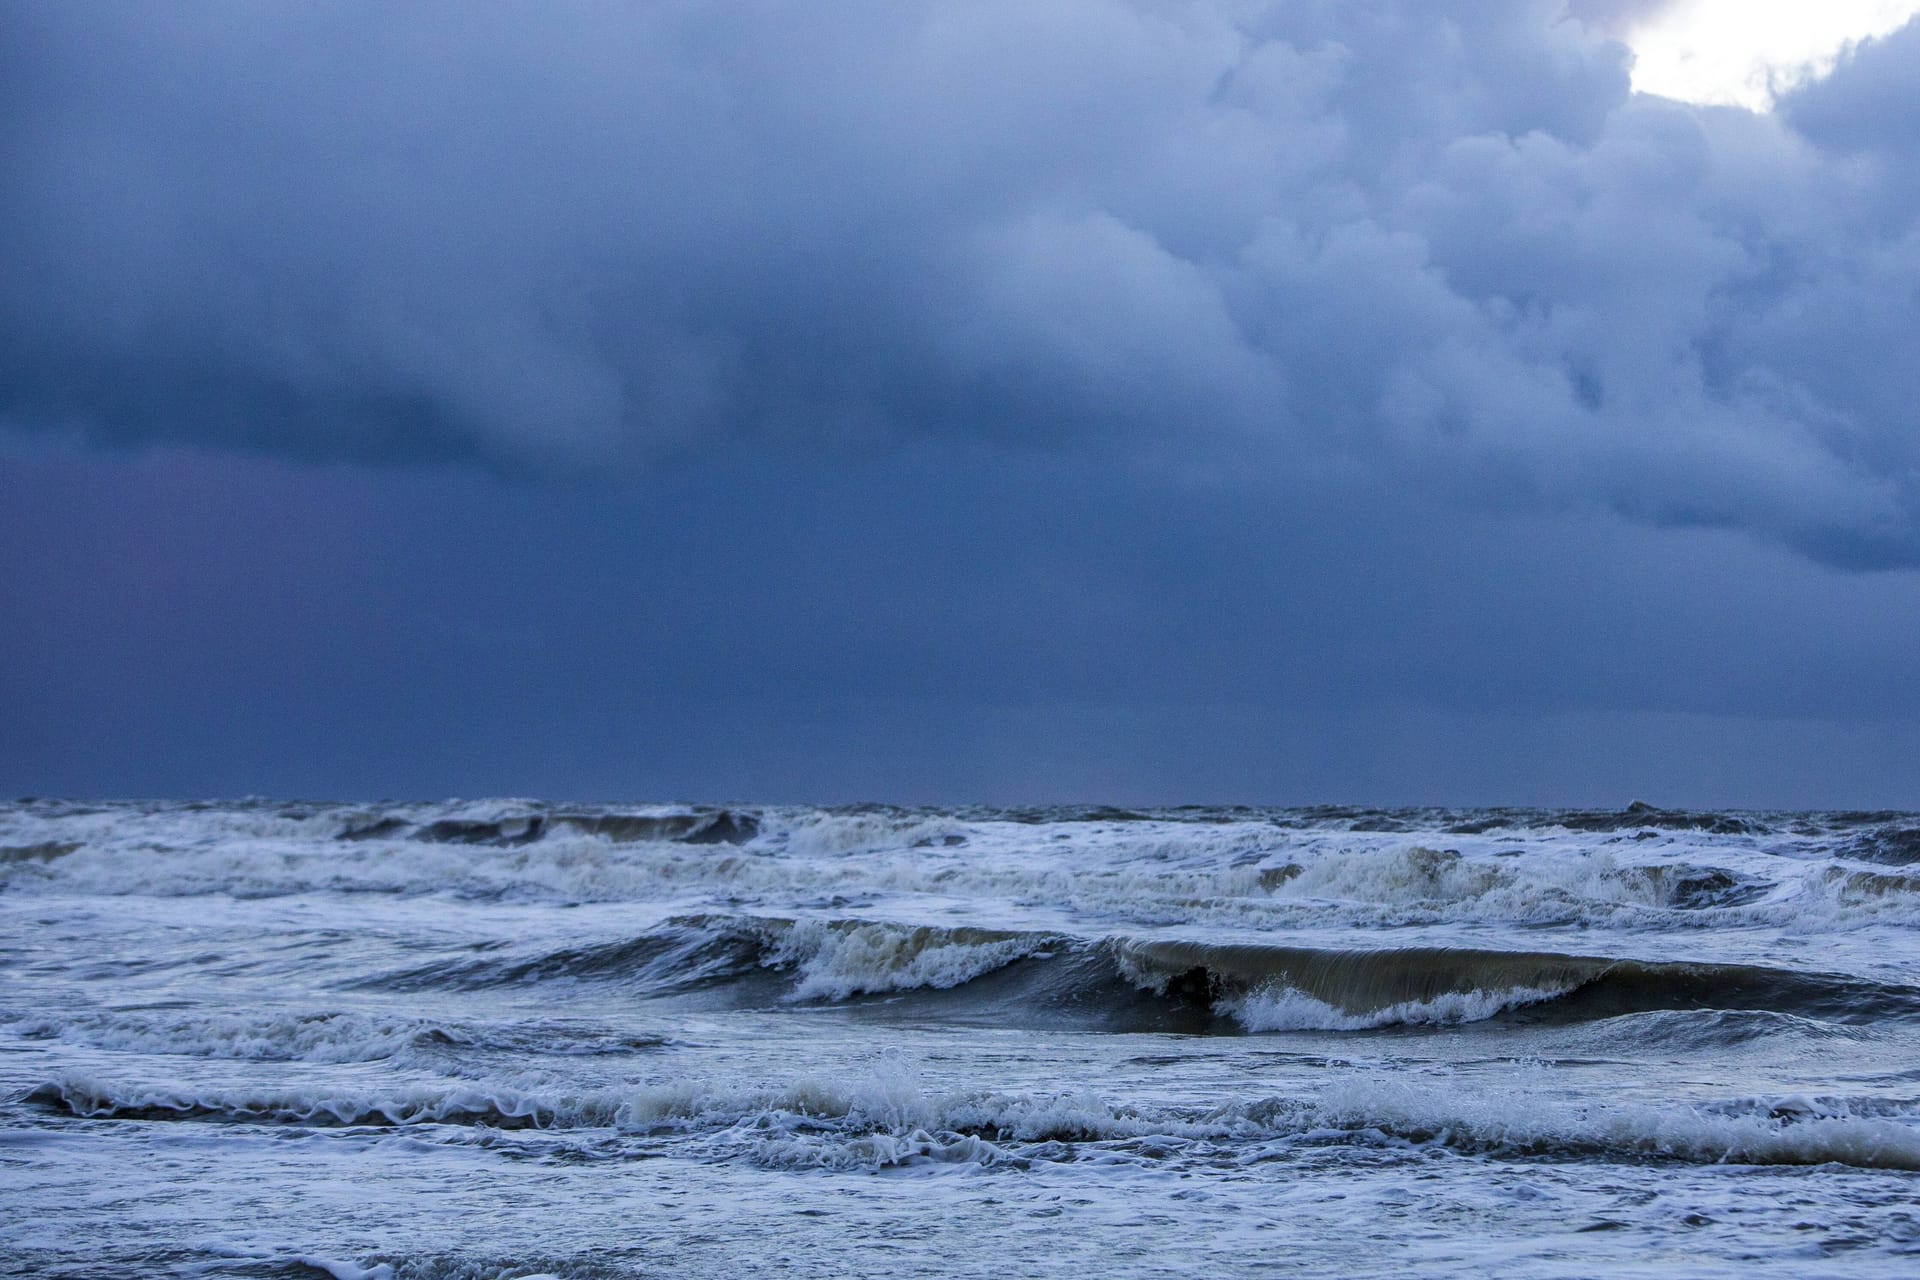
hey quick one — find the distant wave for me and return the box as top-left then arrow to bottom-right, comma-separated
339,808 -> 761,848
8,801 -> 1919,939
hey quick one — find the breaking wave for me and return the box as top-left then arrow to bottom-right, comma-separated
765,919 -> 1060,1001
27,1068 -> 1920,1172
346,914 -> 1920,1035
7,801 -> 1920,940
1094,936 -> 1920,1031
362,915 -> 1060,1005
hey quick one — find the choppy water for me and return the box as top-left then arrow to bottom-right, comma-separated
4,798 -> 1919,1278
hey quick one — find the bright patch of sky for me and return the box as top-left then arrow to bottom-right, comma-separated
1627,0 -> 1920,108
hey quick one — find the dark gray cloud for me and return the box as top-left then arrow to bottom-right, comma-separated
3,1 -> 1919,567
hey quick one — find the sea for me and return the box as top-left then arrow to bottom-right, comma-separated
3,798 -> 1918,1278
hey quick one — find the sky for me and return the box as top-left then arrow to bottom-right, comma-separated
1624,0 -> 1920,108
3,0 -> 1919,808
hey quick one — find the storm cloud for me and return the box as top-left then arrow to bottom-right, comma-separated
3,0 -> 1919,570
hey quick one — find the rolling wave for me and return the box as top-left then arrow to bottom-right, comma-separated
27,1070 -> 1920,1172
1113,937 -> 1920,1029
349,914 -> 1920,1035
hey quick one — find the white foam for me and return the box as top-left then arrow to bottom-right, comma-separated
7,1009 -> 454,1064
1296,1071 -> 1920,1170
1223,982 -> 1576,1031
7,801 -> 1915,943
292,1257 -> 394,1280
772,809 -> 970,858
32,1074 -> 607,1128
629,1066 -> 1920,1172
766,919 -> 1051,1001
33,1064 -> 1920,1172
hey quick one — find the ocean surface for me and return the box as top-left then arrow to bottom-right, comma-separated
3,799 -> 1919,1278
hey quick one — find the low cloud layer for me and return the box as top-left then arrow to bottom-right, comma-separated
4,0 -> 1918,565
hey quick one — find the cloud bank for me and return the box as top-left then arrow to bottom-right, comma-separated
3,0 -> 1918,565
